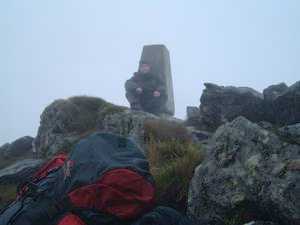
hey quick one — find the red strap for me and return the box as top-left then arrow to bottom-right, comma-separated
17,153 -> 68,197
56,213 -> 86,225
68,168 -> 155,220
33,153 -> 68,180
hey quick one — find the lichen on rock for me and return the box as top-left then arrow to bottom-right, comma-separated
34,96 -> 127,157
188,117 -> 300,225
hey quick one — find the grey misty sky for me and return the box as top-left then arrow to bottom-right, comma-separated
0,0 -> 299,144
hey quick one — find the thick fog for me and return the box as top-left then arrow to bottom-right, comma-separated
0,0 -> 299,144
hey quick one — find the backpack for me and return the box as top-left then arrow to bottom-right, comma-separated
0,133 -> 155,225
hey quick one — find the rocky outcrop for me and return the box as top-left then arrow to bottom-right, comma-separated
33,94 -> 183,157
101,109 -> 185,151
193,83 -> 265,131
263,83 -> 288,102
0,159 -> 43,185
278,123 -> 300,145
186,106 -> 200,119
34,96 -> 126,157
187,81 -> 300,132
272,81 -> 300,125
0,144 -> 10,156
186,107 -> 201,128
100,110 -> 158,149
188,117 -> 300,225
1,136 -> 34,158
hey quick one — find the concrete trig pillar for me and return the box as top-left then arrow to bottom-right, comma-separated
139,44 -> 175,116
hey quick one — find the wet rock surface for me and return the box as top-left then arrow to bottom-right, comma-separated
188,117 -> 300,225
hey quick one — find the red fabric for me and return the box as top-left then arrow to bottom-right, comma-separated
56,213 -> 86,225
17,153 -> 68,198
68,168 -> 155,220
33,153 -> 68,180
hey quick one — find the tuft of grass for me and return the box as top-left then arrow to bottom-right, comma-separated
68,96 -> 110,132
69,96 -> 109,112
144,119 -> 192,143
0,184 -> 17,210
144,119 -> 203,212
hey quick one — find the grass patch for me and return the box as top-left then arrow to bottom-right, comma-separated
68,95 -> 126,131
144,119 -> 203,212
68,96 -> 110,132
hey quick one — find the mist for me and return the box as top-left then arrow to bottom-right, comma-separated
1,0 -> 299,144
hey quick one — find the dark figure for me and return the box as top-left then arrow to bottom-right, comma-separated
125,63 -> 167,115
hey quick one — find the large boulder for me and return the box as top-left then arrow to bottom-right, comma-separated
196,83 -> 264,131
101,109 -> 178,150
278,123 -> 300,145
0,137 -> 35,171
263,83 -> 288,102
189,81 -> 300,132
100,109 -> 187,153
101,110 -> 158,148
2,136 -> 34,158
188,117 -> 300,225
35,96 -> 126,157
272,81 -> 300,125
186,106 -> 200,119
186,106 -> 202,128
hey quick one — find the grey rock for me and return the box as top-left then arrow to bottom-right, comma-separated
186,127 -> 212,143
272,81 -> 300,125
0,143 -> 10,156
263,83 -> 288,102
257,121 -> 273,130
188,117 -> 300,225
244,222 -> 278,225
35,96 -> 125,157
3,136 -> 34,158
185,107 -> 202,129
0,159 -> 43,184
186,107 -> 202,128
139,45 -> 175,115
187,106 -> 200,119
278,123 -> 300,144
191,81 -> 300,132
204,83 -> 264,99
197,83 -> 265,131
101,109 -> 185,152
101,109 -> 159,150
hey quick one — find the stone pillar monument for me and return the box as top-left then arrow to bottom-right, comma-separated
139,44 -> 175,116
